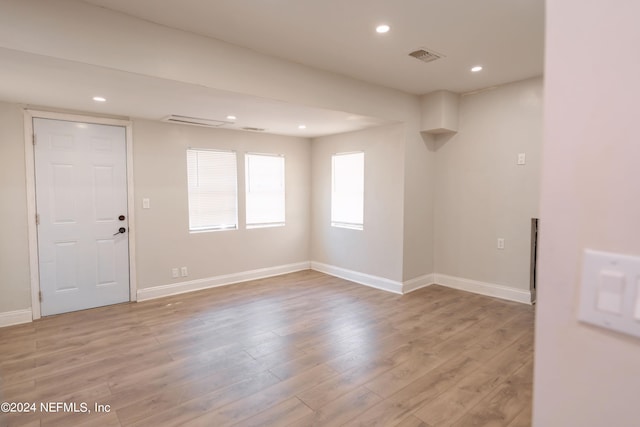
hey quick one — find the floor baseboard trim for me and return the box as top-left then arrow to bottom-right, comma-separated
0,309 -> 33,328
137,261 -> 311,301
403,274 -> 436,293
435,274 -> 532,304
310,262 -> 403,294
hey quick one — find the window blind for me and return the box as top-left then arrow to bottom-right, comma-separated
187,149 -> 237,231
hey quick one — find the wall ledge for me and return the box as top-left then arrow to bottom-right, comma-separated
0,309 -> 33,328
137,261 -> 311,301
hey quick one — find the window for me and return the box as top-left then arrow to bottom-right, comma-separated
186,149 -> 237,231
245,153 -> 285,228
331,152 -> 364,230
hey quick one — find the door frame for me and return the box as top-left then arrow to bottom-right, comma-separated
24,109 -> 137,320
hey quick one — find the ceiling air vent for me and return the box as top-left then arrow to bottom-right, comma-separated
408,48 -> 443,63
241,127 -> 265,132
162,115 -> 230,128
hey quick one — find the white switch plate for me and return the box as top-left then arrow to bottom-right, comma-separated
171,268 -> 179,279
142,198 -> 150,209
579,249 -> 640,338
180,266 -> 188,277
634,277 -> 640,320
517,153 -> 526,165
595,270 -> 625,314
497,238 -> 505,249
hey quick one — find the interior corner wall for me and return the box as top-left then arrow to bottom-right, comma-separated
0,102 -> 31,312
310,124 -> 405,283
433,77 -> 543,292
534,1 -> 640,425
402,121 -> 436,281
132,119 -> 311,290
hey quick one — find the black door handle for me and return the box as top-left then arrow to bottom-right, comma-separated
113,227 -> 126,236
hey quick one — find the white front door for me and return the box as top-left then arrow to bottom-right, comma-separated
33,118 -> 130,316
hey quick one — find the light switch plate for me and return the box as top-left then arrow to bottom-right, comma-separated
595,270 -> 625,314
579,249 -> 640,338
517,153 -> 526,165
634,278 -> 640,320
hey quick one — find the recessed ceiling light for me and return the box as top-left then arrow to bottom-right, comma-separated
92,96 -> 106,102
471,66 -> 483,72
298,124 -> 306,129
226,115 -> 237,120
376,24 -> 390,34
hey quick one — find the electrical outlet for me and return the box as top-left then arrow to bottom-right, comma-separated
497,238 -> 505,249
517,153 -> 526,165
171,268 -> 179,278
180,267 -> 188,277
142,198 -> 150,209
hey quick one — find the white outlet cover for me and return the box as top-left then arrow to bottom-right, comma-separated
579,249 -> 640,338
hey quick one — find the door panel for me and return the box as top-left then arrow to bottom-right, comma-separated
51,164 -> 77,223
54,240 -> 78,291
96,239 -> 116,285
34,118 -> 130,316
94,166 -> 116,221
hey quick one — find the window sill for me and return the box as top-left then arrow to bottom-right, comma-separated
189,226 -> 238,234
247,223 -> 285,230
331,222 -> 363,231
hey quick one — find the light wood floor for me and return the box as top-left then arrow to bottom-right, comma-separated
0,270 -> 534,427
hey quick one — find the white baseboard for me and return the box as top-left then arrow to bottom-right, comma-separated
308,265 -> 529,304
403,274 -> 436,293
137,261 -> 311,301
434,274 -> 532,304
310,261 -> 403,294
0,309 -> 33,328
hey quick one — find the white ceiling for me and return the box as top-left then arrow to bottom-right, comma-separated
0,48 -> 392,138
82,0 -> 545,95
0,1 -> 544,138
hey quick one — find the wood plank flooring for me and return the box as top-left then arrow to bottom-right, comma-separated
0,270 -> 534,427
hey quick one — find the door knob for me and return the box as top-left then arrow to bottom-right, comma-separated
119,215 -> 126,221
113,227 -> 126,236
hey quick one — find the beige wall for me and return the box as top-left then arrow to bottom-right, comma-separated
433,77 -> 543,291
402,121 -> 436,281
0,108 -> 310,313
534,2 -> 640,426
133,120 -> 310,289
0,102 -> 31,312
0,77 -> 542,316
310,124 -> 405,282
